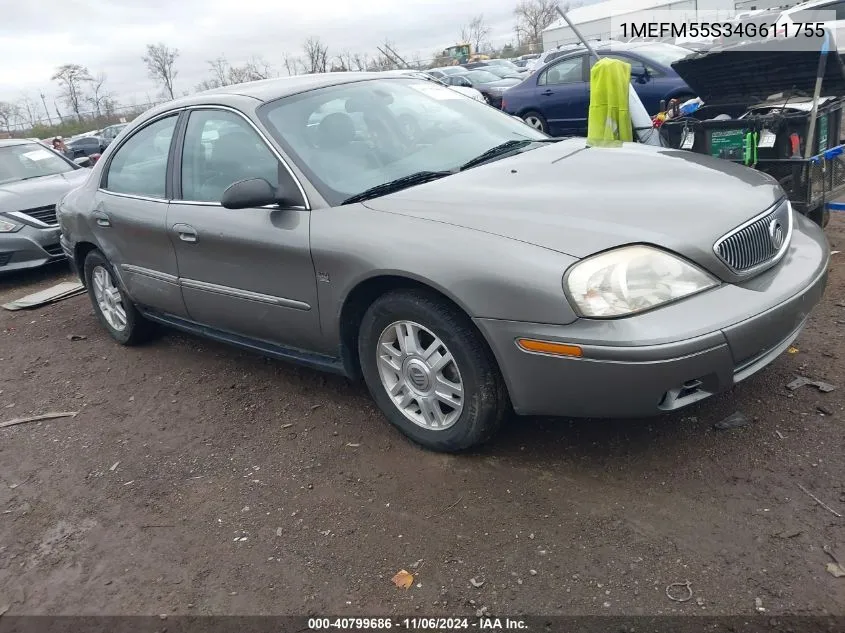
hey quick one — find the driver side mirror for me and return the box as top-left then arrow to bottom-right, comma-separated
74,156 -> 93,168
221,178 -> 292,209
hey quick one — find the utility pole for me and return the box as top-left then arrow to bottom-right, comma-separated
376,46 -> 400,69
54,101 -> 64,123
39,92 -> 53,126
384,43 -> 412,69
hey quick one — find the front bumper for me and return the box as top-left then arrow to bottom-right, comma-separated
0,225 -> 65,273
475,212 -> 830,418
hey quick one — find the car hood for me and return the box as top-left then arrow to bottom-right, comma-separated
0,169 -> 89,213
362,139 -> 783,274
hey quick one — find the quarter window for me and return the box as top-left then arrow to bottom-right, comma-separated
180,109 -> 281,203
103,115 -> 177,198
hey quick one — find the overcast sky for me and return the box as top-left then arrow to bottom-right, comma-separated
0,0 -> 534,121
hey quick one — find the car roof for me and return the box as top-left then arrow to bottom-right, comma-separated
195,72 -> 403,102
134,72 -> 433,124
0,138 -> 37,148
784,0 -> 834,10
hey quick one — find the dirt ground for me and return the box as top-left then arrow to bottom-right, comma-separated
0,219 -> 844,619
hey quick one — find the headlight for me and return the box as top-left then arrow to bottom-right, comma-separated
0,218 -> 22,233
564,245 -> 718,318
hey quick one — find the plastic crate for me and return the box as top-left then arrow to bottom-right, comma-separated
661,100 -> 844,160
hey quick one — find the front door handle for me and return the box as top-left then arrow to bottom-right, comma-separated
173,223 -> 198,243
92,210 -> 111,227
541,89 -> 553,96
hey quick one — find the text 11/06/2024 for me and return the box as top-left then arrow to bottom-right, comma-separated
619,21 -> 826,40
307,617 -> 529,630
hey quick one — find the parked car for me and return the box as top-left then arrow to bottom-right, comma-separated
426,66 -> 472,80
64,135 -> 106,159
462,63 -> 525,80
463,59 -> 529,76
0,139 -> 89,272
380,69 -> 486,102
480,58 -> 531,74
524,44 -> 583,71
502,42 -> 695,135
59,73 -> 828,452
775,0 -> 845,48
100,123 -> 129,147
442,69 -> 523,107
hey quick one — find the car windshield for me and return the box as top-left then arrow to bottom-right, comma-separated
438,67 -> 466,75
259,78 -> 548,206
628,43 -> 694,66
0,143 -> 75,184
464,70 -> 501,83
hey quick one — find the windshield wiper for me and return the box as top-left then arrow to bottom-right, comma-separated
341,170 -> 453,204
458,138 -> 558,171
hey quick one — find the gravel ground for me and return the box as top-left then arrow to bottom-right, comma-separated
0,218 -> 843,618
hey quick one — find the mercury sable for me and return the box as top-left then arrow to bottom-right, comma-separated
57,73 -> 829,452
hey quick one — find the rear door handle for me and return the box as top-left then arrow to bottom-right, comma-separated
541,89 -> 553,96
173,223 -> 198,243
92,210 -> 111,227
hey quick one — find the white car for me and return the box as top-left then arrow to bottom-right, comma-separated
524,44 -> 586,71
380,69 -> 486,103
775,0 -> 845,49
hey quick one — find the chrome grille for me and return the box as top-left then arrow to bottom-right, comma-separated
714,201 -> 791,274
19,204 -> 58,226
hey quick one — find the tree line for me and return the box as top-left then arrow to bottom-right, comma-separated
0,0 -> 567,138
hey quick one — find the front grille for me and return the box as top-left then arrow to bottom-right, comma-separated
42,243 -> 63,257
19,204 -> 58,226
0,253 -> 11,266
714,201 -> 791,274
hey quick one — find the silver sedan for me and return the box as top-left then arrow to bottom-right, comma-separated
58,72 -> 829,451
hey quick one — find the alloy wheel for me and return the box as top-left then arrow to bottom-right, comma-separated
91,265 -> 127,332
376,320 -> 464,430
524,115 -> 544,131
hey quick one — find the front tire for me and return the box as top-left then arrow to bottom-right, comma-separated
358,290 -> 509,452
84,249 -> 153,345
522,111 -> 548,134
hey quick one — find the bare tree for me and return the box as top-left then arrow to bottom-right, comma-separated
460,14 -> 492,54
208,56 -> 231,87
303,37 -> 329,73
230,56 -> 274,82
51,63 -> 92,122
282,52 -> 302,76
143,43 -> 179,99
88,72 -> 111,119
18,94 -> 39,128
351,53 -> 370,71
514,0 -> 561,48
334,50 -> 356,72
0,102 -> 19,133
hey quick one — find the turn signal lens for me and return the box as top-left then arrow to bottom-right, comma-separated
516,338 -> 583,357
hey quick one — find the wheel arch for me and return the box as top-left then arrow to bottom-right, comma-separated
337,273 -> 502,384
74,241 -> 99,286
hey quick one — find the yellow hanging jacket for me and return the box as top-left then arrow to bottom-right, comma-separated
587,57 -> 633,147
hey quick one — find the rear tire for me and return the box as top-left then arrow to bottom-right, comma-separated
522,111 -> 548,134
84,249 -> 154,345
358,290 -> 509,452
